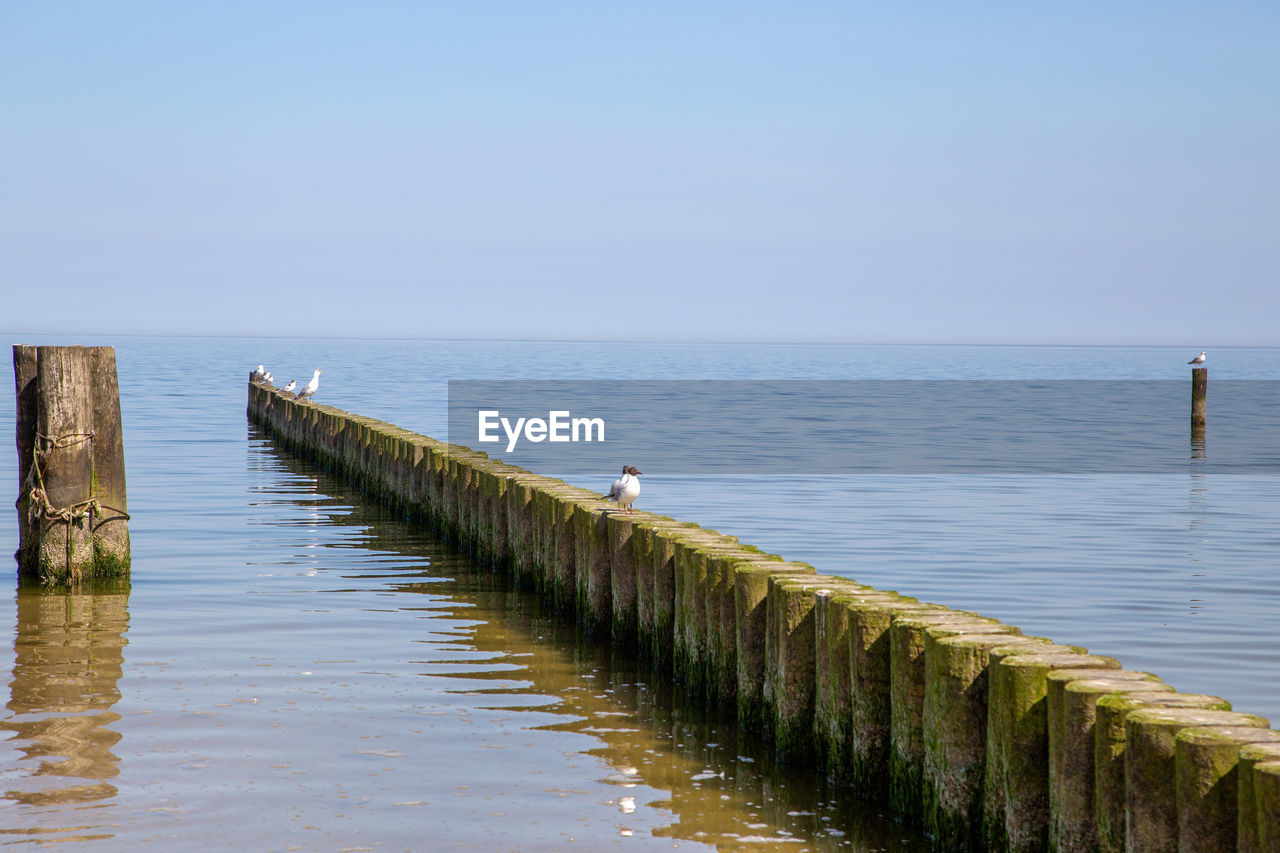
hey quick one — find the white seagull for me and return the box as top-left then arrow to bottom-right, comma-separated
252,364 -> 266,382
606,465 -> 642,512
282,379 -> 297,394
295,368 -> 322,401
262,371 -> 273,386
1188,351 -> 1206,365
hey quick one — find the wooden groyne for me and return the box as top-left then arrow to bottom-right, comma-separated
247,381 -> 1280,852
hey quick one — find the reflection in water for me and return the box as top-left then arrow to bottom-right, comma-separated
1189,424 -> 1207,463
1186,425 -> 1208,616
427,578 -> 913,850
1,582 -> 129,828
1188,425 -> 1208,529
268,431 -> 919,851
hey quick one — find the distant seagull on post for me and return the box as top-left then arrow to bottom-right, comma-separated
252,364 -> 266,382
262,371 -> 273,386
1188,351 -> 1206,365
296,368 -> 322,401
282,379 -> 296,394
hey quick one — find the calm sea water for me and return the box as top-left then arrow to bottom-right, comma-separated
2,336 -> 1278,847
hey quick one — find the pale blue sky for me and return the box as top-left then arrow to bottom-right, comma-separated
3,2 -> 1277,344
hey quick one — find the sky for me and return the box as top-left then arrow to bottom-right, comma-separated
3,2 -> 1278,344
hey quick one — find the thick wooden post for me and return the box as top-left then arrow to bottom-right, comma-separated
1191,367 -> 1207,427
13,345 -> 130,582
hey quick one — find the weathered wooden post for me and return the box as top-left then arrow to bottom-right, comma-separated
13,345 -> 130,582
1191,366 -> 1207,427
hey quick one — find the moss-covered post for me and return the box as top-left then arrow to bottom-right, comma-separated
812,586 -> 884,786
1125,707 -> 1267,853
551,490 -> 586,613
572,500 -> 613,634
1094,692 -> 1231,853
1239,743 -> 1280,853
531,483 -> 571,596
672,535 -> 710,695
921,630 -> 1042,851
1175,726 -> 1280,853
504,476 -> 534,585
1046,670 -> 1168,853
527,486 -> 553,590
606,511 -> 637,646
703,546 -> 757,703
734,562 -> 807,735
628,517 -> 659,656
1245,753 -> 1280,853
843,594 -> 935,798
439,450 -> 460,542
888,609 -> 1011,824
670,531 -> 736,696
486,464 -> 510,567
767,574 -> 844,763
649,522 -> 695,670
15,345 -> 130,582
982,647 -> 1115,853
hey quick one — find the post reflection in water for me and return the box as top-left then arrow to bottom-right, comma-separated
1,581 -> 129,818
263,432 -> 920,851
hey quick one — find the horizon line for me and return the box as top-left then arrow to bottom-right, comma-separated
1,330 -> 1269,349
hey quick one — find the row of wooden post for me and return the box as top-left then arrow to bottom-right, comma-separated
245,371 -> 1280,853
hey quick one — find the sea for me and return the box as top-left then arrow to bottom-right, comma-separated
1,336 -> 1277,849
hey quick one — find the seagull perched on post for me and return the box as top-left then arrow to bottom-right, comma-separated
1188,351 -> 1206,365
262,371 -> 273,386
606,465 -> 642,512
295,368 -> 322,401
252,365 -> 266,382
282,379 -> 296,394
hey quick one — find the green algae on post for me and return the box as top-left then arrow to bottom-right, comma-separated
1094,691 -> 1232,853
920,631 -> 1041,852
982,647 -> 1115,853
1175,726 -> 1280,853
733,562 -> 808,735
1239,743 -> 1280,853
1125,707 -> 1268,853
1046,670 -> 1169,853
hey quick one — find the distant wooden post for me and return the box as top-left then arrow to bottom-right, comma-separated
12,345 -> 130,582
1191,367 -> 1207,428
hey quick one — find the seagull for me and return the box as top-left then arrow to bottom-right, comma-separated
295,368 -> 322,401
252,364 -> 266,382
262,371 -> 273,386
282,379 -> 296,394
606,465 -> 642,512
1188,351 -> 1206,365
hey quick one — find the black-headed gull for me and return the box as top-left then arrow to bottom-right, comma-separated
606,465 -> 642,512
282,379 -> 296,394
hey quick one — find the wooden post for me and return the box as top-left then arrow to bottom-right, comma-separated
1191,367 -> 1207,427
12,345 -> 130,582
